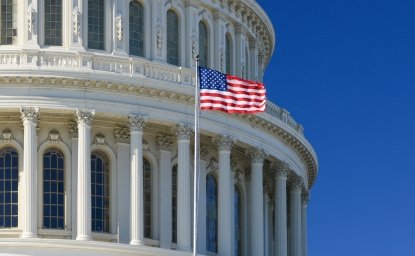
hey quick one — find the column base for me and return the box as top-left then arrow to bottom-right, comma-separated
21,232 -> 38,238
130,239 -> 145,246
76,235 -> 92,241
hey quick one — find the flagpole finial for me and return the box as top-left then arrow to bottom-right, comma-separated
195,55 -> 200,62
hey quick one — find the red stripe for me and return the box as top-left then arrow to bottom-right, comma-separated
200,92 -> 265,102
201,106 -> 265,114
226,81 -> 265,90
200,99 -> 266,108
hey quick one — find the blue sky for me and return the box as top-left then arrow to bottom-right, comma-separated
257,0 -> 415,255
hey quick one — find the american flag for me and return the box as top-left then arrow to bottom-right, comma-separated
198,67 -> 266,114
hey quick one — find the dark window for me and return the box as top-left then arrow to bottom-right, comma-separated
144,158 -> 151,238
206,174 -> 218,253
44,0 -> 62,46
166,10 -> 179,65
172,164 -> 177,243
88,0 -> 104,50
43,149 -> 65,229
226,33 -> 232,74
91,151 -> 109,232
199,22 -> 208,67
129,0 -> 144,56
0,0 -> 16,45
234,185 -> 242,256
0,147 -> 18,228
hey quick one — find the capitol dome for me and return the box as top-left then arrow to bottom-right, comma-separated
0,0 -> 318,255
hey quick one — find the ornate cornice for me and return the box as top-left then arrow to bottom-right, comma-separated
156,133 -> 174,151
75,109 -> 95,125
247,147 -> 266,164
175,122 -> 193,140
20,107 -> 39,124
214,135 -> 234,151
128,115 -> 146,132
114,126 -> 130,144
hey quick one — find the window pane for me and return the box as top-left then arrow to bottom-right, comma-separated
0,147 -> 18,228
172,165 -> 177,243
234,186 -> 242,256
167,10 -> 179,65
226,34 -> 232,74
199,22 -> 208,67
91,151 -> 110,233
143,158 -> 151,238
0,0 -> 16,45
88,0 -> 104,50
206,174 -> 218,253
129,1 -> 144,57
44,0 -> 62,46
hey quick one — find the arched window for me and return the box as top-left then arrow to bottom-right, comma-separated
0,147 -> 18,228
206,174 -> 218,253
199,21 -> 208,67
234,185 -> 242,256
43,149 -> 64,229
144,158 -> 151,238
0,0 -> 17,45
129,0 -> 144,57
88,0 -> 104,50
91,151 -> 110,232
172,164 -> 178,243
166,10 -> 179,66
225,33 -> 232,74
44,0 -> 62,46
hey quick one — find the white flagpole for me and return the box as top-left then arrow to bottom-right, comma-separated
193,56 -> 200,256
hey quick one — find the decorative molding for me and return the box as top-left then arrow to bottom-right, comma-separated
214,135 -> 234,151
115,14 -> 124,41
128,115 -> 146,132
20,107 -> 39,124
271,160 -> 290,177
175,122 -> 193,140
94,133 -> 106,146
1,128 -> 12,142
156,134 -> 174,151
207,157 -> 219,174
75,109 -> 95,125
200,144 -> 209,161
27,6 -> 35,33
68,122 -> 78,139
156,19 -> 163,56
72,8 -> 81,36
114,126 -> 130,144
246,147 -> 266,164
48,129 -> 61,144
289,175 -> 303,190
234,169 -> 244,184
191,30 -> 198,60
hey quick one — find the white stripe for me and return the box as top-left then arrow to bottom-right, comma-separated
201,103 -> 266,111
201,96 -> 265,106
227,85 -> 266,94
226,79 -> 263,87
200,89 -> 266,100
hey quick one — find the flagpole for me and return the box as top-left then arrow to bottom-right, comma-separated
193,56 -> 200,256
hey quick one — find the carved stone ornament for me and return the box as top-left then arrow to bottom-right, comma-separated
207,157 -> 219,173
68,122 -> 78,138
27,6 -> 34,33
214,135 -> 234,151
115,14 -> 123,41
94,133 -> 106,145
1,128 -> 12,142
234,169 -> 244,184
200,144 -> 209,161
219,47 -> 225,72
191,30 -> 198,59
20,107 -> 39,124
114,126 -> 130,144
72,8 -> 81,35
48,129 -> 61,143
75,109 -> 95,125
246,147 -> 266,164
175,123 -> 193,140
289,175 -> 304,190
128,115 -> 146,131
272,160 -> 290,177
156,19 -> 163,56
156,134 -> 174,151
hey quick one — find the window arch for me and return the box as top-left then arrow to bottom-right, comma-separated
91,151 -> 110,232
129,0 -> 144,57
199,21 -> 208,67
0,147 -> 18,228
234,185 -> 243,256
206,174 -> 218,253
167,10 -> 179,66
172,164 -> 178,243
0,0 -> 17,45
43,148 -> 64,229
44,0 -> 62,46
143,158 -> 151,238
88,0 -> 105,50
225,33 -> 232,74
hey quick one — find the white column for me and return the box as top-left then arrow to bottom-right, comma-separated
213,11 -> 227,72
214,135 -> 234,256
75,109 -> 95,241
264,197 -> 270,256
114,126 -> 131,243
248,147 -> 266,256
20,107 -> 39,238
68,122 -> 78,239
175,123 -> 193,251
274,162 -> 289,256
157,134 -> 174,249
197,145 -> 209,255
289,178 -> 303,256
301,193 -> 309,256
249,39 -> 259,81
129,115 -> 146,245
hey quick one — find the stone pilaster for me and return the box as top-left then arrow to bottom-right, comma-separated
289,176 -> 303,256
197,144 -> 209,254
20,107 -> 39,238
301,191 -> 309,256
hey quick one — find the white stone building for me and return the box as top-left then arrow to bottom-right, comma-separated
0,0 -> 318,255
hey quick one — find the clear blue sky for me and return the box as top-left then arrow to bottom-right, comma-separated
257,0 -> 415,255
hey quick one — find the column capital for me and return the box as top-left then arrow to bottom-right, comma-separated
289,175 -> 304,191
271,160 -> 290,177
302,191 -> 310,205
114,126 -> 130,144
128,115 -> 146,131
175,122 -> 193,140
157,134 -> 174,151
214,135 -> 234,151
200,144 -> 209,161
75,109 -> 95,125
20,107 -> 39,124
247,147 -> 266,164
